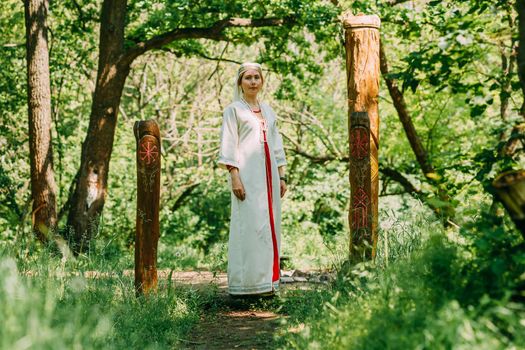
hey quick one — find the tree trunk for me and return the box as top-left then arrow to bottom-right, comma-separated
380,42 -> 456,225
66,0 -> 130,252
379,43 -> 434,176
343,14 -> 381,262
24,0 -> 57,242
516,0 -> 525,118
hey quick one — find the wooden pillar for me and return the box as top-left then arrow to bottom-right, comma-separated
493,170 -> 525,239
343,14 -> 381,261
134,120 -> 161,295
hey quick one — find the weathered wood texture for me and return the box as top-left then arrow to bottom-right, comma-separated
493,170 -> 525,239
343,14 -> 380,261
134,120 -> 161,295
24,0 -> 57,242
349,112 -> 373,259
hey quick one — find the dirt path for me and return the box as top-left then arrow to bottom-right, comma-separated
171,269 -> 332,350
173,273 -> 281,350
183,307 -> 280,350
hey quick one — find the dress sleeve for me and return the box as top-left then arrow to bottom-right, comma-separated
218,106 -> 240,169
270,108 -> 287,167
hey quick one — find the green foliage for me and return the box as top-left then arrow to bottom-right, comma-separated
2,0 -> 525,346
276,230 -> 525,349
0,0 -> 518,259
125,0 -> 340,98
460,214 -> 525,304
0,247 -> 209,349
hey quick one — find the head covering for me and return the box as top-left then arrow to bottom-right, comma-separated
233,62 -> 263,102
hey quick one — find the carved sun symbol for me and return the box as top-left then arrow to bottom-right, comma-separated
139,141 -> 158,165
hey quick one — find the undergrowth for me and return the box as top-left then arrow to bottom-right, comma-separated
273,222 -> 525,349
0,244 -> 214,350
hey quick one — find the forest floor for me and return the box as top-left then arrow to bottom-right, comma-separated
163,269 -> 332,350
182,297 -> 281,350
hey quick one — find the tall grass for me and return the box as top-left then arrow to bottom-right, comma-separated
0,243 -> 211,350
274,218 -> 525,349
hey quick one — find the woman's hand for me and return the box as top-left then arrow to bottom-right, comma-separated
230,171 -> 246,201
280,179 -> 287,198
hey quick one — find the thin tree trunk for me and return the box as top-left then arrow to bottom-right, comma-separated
66,0 -> 129,252
380,42 -> 455,224
379,43 -> 434,176
491,7 -> 518,215
24,0 -> 57,242
500,50 -> 513,122
516,0 -> 525,118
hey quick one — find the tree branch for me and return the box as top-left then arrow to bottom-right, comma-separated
384,0 -> 413,5
286,146 -> 347,164
282,130 -> 346,164
123,17 -> 293,65
160,47 -> 242,65
379,165 -> 420,195
171,182 -> 201,212
3,43 -> 24,48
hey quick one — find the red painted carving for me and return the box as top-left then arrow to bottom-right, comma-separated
351,127 -> 369,160
354,188 -> 368,207
139,141 -> 158,165
352,188 -> 369,229
352,206 -> 367,229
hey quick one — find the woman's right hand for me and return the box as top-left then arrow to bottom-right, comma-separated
230,171 -> 246,201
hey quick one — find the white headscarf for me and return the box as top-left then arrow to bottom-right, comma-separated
233,62 -> 263,102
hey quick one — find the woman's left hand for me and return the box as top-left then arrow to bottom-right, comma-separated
280,180 -> 287,198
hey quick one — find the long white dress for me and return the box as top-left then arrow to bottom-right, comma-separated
218,100 -> 287,295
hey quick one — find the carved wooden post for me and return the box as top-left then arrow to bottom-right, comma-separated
349,112 -> 373,260
343,13 -> 381,261
134,120 -> 161,295
493,170 -> 525,239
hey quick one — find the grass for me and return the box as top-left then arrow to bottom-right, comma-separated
271,232 -> 525,349
0,243 -> 215,350
2,208 -> 524,349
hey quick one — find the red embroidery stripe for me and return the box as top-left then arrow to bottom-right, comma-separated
263,130 -> 280,283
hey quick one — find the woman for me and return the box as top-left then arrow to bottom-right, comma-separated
218,62 -> 287,296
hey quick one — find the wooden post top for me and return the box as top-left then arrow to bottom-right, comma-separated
350,111 -> 370,128
342,13 -> 381,30
134,119 -> 160,141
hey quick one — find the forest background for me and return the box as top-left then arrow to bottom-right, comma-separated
1,0 -> 525,349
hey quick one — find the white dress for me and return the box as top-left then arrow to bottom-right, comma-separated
218,100 -> 287,295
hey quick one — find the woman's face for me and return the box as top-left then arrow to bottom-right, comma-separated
240,69 -> 263,97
